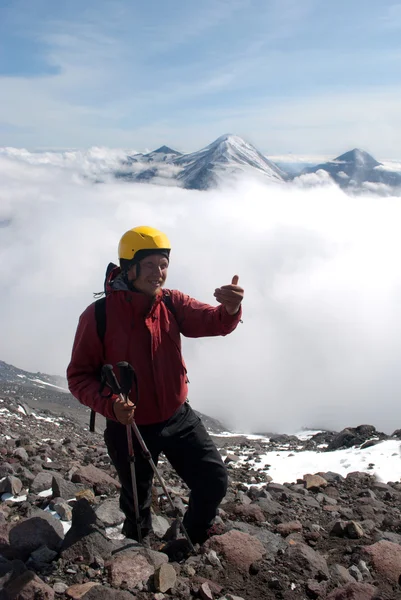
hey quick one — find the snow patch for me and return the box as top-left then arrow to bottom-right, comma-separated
236,439 -> 401,484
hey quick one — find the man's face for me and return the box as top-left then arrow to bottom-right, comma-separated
127,253 -> 169,296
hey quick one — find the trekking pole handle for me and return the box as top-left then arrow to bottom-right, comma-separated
116,361 -> 137,400
101,364 -> 122,396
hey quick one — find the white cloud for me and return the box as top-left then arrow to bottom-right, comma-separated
2,149 -> 401,436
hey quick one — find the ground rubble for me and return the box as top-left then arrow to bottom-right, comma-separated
0,394 -> 401,599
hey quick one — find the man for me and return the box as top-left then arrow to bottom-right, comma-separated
67,225 -> 243,556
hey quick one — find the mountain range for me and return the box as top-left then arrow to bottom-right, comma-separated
114,134 -> 401,195
116,134 -> 287,190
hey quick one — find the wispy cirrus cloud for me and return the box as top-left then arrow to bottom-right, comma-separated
0,0 -> 400,155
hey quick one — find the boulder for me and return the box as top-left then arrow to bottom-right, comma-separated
362,540 -> 401,583
107,550 -> 154,591
204,530 -> 265,574
326,582 -> 377,599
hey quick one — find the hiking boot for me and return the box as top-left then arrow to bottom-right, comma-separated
159,538 -> 193,562
162,518 -> 180,542
121,520 -> 150,542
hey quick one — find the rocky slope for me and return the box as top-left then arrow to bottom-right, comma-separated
1,393 -> 401,599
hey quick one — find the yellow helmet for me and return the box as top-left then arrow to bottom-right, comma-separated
118,226 -> 171,263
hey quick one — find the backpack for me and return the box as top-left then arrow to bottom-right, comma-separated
89,268 -> 177,432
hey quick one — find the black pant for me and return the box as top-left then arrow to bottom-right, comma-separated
104,402 -> 228,545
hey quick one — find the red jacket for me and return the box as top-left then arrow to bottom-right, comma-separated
67,271 -> 242,425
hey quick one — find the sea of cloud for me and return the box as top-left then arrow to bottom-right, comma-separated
2,147 -> 401,435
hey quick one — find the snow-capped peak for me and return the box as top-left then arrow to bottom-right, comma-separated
173,133 -> 286,190
334,148 -> 380,169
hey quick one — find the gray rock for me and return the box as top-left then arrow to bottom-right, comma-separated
199,582 -> 214,600
320,471 -> 345,483
376,531 -> 401,544
62,527 -> 113,563
0,475 -> 23,496
0,559 -> 27,589
206,549 -> 222,568
53,581 -> 68,594
349,564 -> 363,582
254,498 -> 282,516
95,498 -> 125,527
235,491 -> 252,505
14,447 -> 29,462
53,499 -> 73,521
224,454 -> 240,464
51,474 -> 82,500
346,521 -> 365,539
8,511 -> 64,560
330,521 -> 348,537
304,497 -> 321,509
16,467 -> 35,484
30,545 -> 58,564
0,463 -> 15,477
141,548 -> 169,569
357,560 -> 372,580
61,500 -> 115,564
30,471 -> 56,494
330,563 -> 355,585
265,483 -> 288,494
316,493 -> 337,505
154,563 -> 177,593
81,586 -> 136,599
287,542 -> 329,579
151,513 -> 170,538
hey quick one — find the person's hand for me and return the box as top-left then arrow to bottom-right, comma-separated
113,396 -> 135,425
214,275 -> 244,315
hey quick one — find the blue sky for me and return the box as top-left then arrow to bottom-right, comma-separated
1,0 -> 401,156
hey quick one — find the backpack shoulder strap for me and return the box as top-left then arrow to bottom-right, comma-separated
91,297 -> 107,432
94,297 -> 107,343
162,292 -> 177,320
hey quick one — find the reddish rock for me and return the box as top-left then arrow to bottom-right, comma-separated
232,504 -> 265,523
362,540 -> 401,583
276,521 -> 303,536
204,530 -> 265,574
108,550 -> 154,591
71,464 -> 120,493
326,582 -> 377,600
4,571 -> 55,599
306,579 -> 327,598
304,474 -> 328,490
66,582 -> 100,599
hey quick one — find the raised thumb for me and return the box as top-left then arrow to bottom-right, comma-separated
231,275 -> 239,286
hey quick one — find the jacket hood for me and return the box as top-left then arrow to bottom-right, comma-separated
102,263 -> 126,294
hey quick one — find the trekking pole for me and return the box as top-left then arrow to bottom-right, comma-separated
101,363 -> 142,543
105,362 -> 195,553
